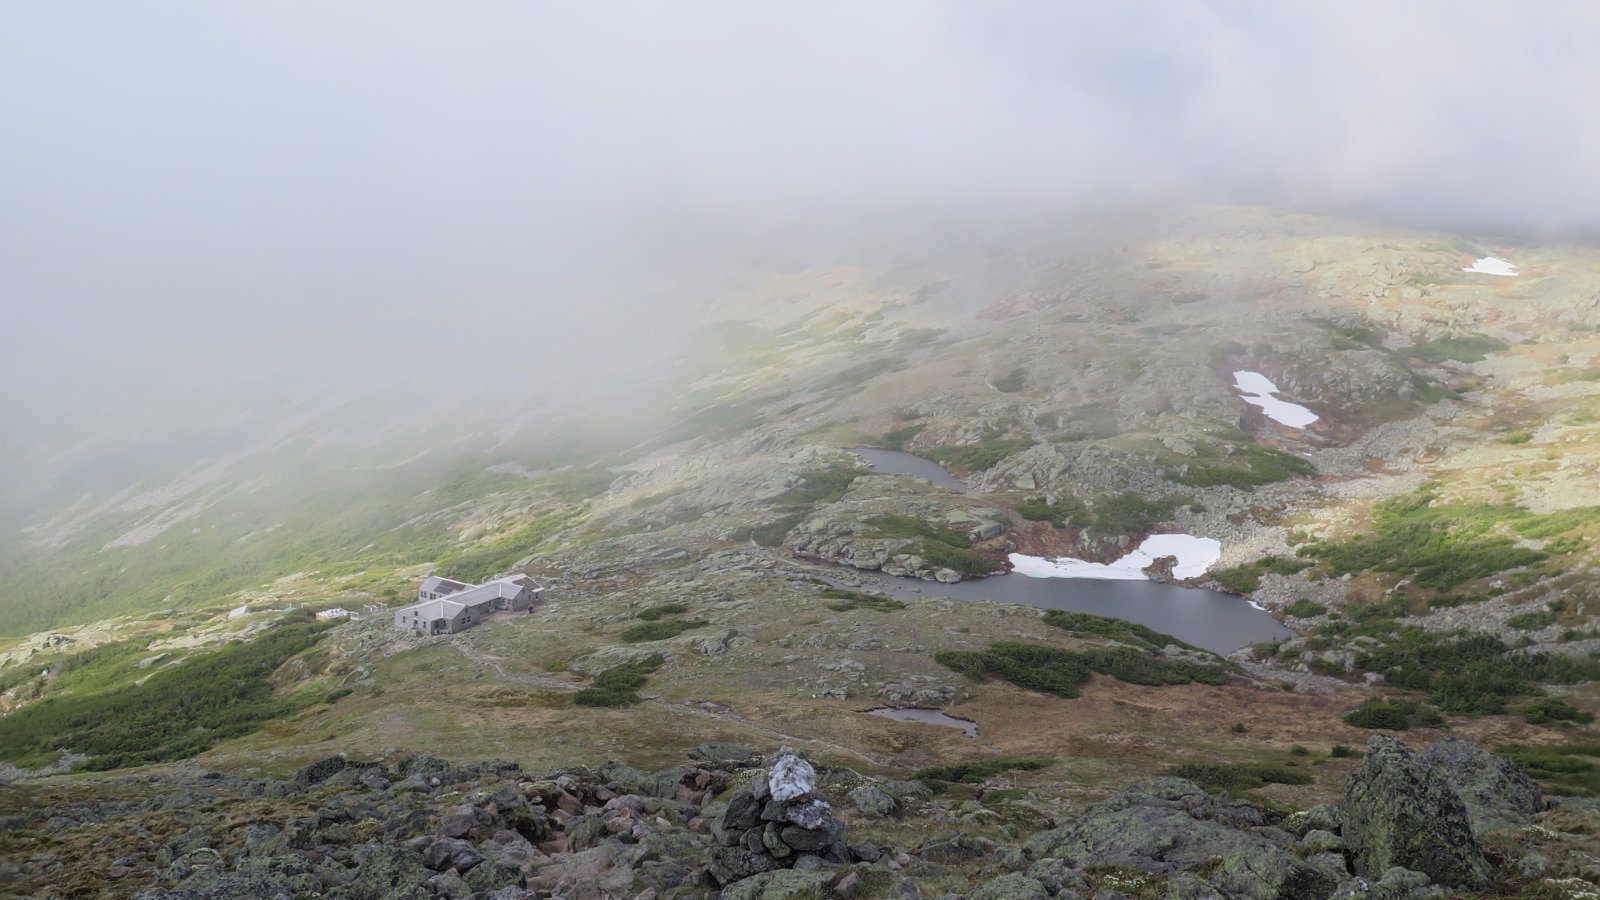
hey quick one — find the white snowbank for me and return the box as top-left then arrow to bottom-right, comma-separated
1233,370 -> 1319,428
1462,257 -> 1518,276
1009,533 -> 1222,582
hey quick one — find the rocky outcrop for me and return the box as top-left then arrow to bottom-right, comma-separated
7,737 -> 1585,900
1023,776 -> 1333,900
1416,737 -> 1543,835
1340,736 -> 1492,889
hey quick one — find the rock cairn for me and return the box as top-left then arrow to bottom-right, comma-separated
708,746 -> 848,885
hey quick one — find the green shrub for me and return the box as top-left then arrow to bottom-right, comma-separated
573,655 -> 664,707
1281,598 -> 1327,618
820,588 -> 906,612
1523,698 -> 1595,725
992,368 -> 1027,393
935,641 -> 1228,699
918,540 -> 998,574
1041,610 -> 1210,655
1401,334 -> 1508,364
1353,627 -> 1600,715
1344,700 -> 1409,730
1230,722 -> 1249,733
868,515 -> 971,547
880,423 -> 925,451
1166,763 -> 1314,793
746,514 -> 804,547
1507,611 -> 1557,631
924,439 -> 1036,473
1211,566 -> 1263,595
914,758 -> 1053,785
619,619 -> 708,643
1166,442 -> 1315,490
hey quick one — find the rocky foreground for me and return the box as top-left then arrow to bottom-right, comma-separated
3,737 -> 1598,900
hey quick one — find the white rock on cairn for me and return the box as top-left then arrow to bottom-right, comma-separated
767,746 -> 817,803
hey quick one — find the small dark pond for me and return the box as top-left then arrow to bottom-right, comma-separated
864,707 -> 978,737
848,448 -> 966,490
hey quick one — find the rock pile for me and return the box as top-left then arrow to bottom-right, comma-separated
708,747 -> 848,886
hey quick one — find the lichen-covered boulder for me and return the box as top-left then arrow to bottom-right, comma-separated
720,868 -> 839,900
1416,738 -> 1542,835
1212,843 -> 1340,900
1339,736 -> 1491,889
847,785 -> 898,817
972,871 -> 1052,900
328,845 -> 433,900
1022,784 -> 1289,873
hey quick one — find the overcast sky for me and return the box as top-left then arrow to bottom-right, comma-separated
5,1 -> 1599,458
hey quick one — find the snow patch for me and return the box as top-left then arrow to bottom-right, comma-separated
1009,533 -> 1223,582
1233,371 -> 1319,428
1462,257 -> 1518,276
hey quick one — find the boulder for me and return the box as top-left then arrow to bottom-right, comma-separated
847,785 -> 898,817
1339,736 -> 1491,889
972,872 -> 1051,900
720,868 -> 838,900
1416,737 -> 1542,834
329,845 -> 433,900
1212,843 -> 1340,900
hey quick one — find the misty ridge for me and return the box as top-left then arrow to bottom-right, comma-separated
5,3 -> 1600,625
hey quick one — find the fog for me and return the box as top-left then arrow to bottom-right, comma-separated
5,1 -> 1599,479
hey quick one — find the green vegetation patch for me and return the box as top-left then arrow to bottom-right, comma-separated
636,602 -> 689,621
868,514 -> 971,547
1295,484 -> 1569,593
1041,610 -> 1211,656
819,588 -> 906,612
1401,334 -> 1509,364
879,423 -> 924,451
1497,743 -> 1600,796
935,641 -> 1229,699
0,621 -> 328,771
1166,763 -> 1314,793
1522,698 -> 1595,725
1165,441 -> 1315,491
913,758 -> 1053,786
1281,598 -> 1327,618
573,654 -> 664,707
917,540 -> 998,574
619,619 -> 708,643
992,368 -> 1027,393
778,464 -> 861,507
1019,492 -> 1194,533
924,439 -> 1037,474
1352,627 -> 1600,716
1210,555 -> 1311,595
1343,699 -> 1411,730
1507,611 -> 1558,631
